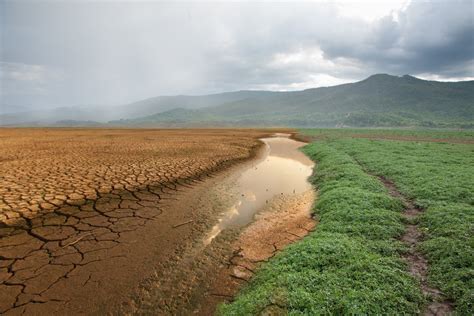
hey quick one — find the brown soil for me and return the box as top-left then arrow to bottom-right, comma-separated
378,176 -> 453,315
0,128 -> 276,314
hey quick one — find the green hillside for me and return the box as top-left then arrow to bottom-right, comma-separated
114,74 -> 474,128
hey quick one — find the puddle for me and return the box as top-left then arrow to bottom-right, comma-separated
204,134 -> 314,244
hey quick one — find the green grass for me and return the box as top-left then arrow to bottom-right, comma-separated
221,128 -> 473,315
322,137 -> 474,314
299,128 -> 474,141
219,143 -> 424,315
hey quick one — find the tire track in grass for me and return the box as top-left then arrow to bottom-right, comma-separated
380,177 -> 453,315
353,159 -> 454,315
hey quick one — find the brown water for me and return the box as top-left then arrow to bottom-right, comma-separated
204,134 -> 314,244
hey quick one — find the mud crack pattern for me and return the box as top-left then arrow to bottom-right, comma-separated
0,128 -> 263,314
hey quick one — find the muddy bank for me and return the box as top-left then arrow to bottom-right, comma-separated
123,135 -> 316,315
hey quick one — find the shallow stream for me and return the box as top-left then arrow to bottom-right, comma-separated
204,134 -> 314,244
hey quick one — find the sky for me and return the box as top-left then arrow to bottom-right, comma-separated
1,0 -> 473,110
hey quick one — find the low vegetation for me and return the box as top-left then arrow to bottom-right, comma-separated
328,137 -> 474,314
221,129 -> 473,315
299,128 -> 474,142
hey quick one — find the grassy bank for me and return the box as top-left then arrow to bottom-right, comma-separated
327,138 -> 474,314
219,142 -> 424,314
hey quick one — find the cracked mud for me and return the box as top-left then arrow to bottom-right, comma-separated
0,128 -> 266,315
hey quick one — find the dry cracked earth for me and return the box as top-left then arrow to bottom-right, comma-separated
0,128 -> 267,315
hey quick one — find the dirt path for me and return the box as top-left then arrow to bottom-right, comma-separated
377,176 -> 453,315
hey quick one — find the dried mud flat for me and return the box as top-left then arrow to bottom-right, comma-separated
0,128 -> 277,315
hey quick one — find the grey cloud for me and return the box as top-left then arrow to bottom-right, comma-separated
0,0 -> 472,111
320,0 -> 474,76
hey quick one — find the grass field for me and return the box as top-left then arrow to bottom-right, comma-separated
220,129 -> 473,315
299,128 -> 474,142
329,138 -> 474,314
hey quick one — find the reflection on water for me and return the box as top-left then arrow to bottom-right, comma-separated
204,135 -> 314,244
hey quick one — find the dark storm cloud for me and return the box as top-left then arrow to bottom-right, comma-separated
320,0 -> 474,76
0,0 -> 472,110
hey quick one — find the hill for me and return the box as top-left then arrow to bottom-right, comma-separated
0,91 -> 267,126
2,74 -> 473,128
112,74 -> 474,128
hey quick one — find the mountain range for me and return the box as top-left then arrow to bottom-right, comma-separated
2,74 -> 473,128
